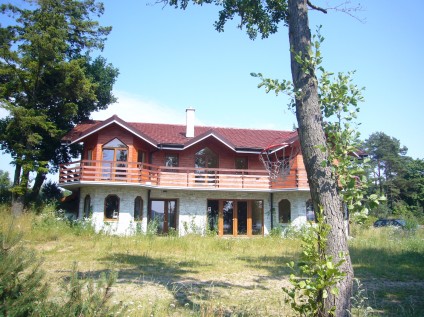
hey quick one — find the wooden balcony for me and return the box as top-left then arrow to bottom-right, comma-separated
59,160 -> 308,190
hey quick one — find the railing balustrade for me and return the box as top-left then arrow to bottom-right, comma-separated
59,160 -> 308,190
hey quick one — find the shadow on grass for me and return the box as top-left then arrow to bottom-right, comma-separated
350,246 -> 424,316
93,252 -> 276,309
350,247 -> 424,280
236,255 -> 296,281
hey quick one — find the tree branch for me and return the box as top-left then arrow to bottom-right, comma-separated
307,1 -> 328,14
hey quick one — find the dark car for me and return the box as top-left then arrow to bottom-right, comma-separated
373,219 -> 406,228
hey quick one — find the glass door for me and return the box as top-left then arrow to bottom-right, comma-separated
102,138 -> 128,181
102,149 -> 114,179
237,201 -> 248,235
150,200 -> 177,234
223,200 -> 233,235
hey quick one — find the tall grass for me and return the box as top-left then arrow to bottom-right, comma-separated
1,205 -> 424,316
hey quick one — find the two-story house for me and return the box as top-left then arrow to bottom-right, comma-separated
59,108 -> 313,236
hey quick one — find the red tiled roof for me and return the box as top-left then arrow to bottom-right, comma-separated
63,115 -> 298,151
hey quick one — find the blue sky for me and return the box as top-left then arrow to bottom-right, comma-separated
1,0 -> 423,180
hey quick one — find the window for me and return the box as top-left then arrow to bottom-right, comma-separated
134,196 -> 143,221
104,195 -> 120,220
195,147 -> 218,183
235,157 -> 248,170
306,199 -> 315,222
137,150 -> 146,163
195,147 -> 218,169
207,200 -> 219,233
102,138 -> 128,179
83,195 -> 91,218
165,154 -> 179,170
279,199 -> 291,223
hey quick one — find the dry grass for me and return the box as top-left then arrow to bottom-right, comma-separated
2,205 -> 424,316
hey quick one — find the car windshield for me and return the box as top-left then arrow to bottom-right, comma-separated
396,219 -> 406,226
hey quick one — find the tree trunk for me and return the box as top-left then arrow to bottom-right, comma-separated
11,163 -> 24,216
287,0 -> 353,315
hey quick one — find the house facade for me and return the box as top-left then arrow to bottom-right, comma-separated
59,109 -> 313,236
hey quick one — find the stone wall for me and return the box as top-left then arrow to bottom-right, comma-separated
78,185 -> 311,236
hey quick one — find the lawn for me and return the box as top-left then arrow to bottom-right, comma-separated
2,207 -> 424,316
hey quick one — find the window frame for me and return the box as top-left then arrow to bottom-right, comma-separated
149,199 -> 178,234
83,194 -> 91,218
278,199 -> 291,224
104,194 -> 120,221
306,199 -> 315,222
134,196 -> 143,221
165,154 -> 179,170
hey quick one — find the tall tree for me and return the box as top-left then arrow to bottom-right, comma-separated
0,0 -> 118,213
163,0 -> 355,314
364,132 -> 408,207
398,158 -> 424,215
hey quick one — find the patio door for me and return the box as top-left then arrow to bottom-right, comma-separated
237,201 -> 248,235
150,200 -> 177,234
102,138 -> 128,180
211,200 -> 263,237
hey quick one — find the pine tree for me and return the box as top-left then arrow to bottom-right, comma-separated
0,223 -> 48,316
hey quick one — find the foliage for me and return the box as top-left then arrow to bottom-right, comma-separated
165,0 -> 288,40
364,132 -> 408,207
146,218 -> 160,236
0,0 -> 118,202
253,28 -> 384,223
363,133 -> 424,221
41,180 -> 63,203
1,213 -> 124,316
348,278 -> 374,317
284,209 -> 346,316
42,263 -> 127,317
0,222 -> 48,317
394,157 -> 424,219
0,170 -> 11,203
269,225 -> 284,238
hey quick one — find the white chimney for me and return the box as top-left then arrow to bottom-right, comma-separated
186,107 -> 195,138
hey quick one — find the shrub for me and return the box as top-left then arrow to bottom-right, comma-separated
284,209 -> 346,316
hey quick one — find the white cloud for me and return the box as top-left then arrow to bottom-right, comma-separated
92,91 -> 203,125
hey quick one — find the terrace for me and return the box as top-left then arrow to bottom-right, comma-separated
59,160 -> 309,190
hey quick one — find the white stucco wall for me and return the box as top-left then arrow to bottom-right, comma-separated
78,185 -> 311,236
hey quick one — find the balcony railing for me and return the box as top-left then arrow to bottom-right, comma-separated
59,160 -> 308,190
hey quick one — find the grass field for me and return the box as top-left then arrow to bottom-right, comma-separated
2,206 -> 424,316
